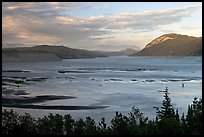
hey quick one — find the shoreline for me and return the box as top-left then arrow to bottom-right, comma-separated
2,94 -> 109,110
2,104 -> 109,110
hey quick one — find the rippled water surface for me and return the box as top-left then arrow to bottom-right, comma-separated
2,56 -> 202,124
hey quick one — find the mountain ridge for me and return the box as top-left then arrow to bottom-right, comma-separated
131,33 -> 202,56
2,45 -> 138,63
94,48 -> 139,56
2,45 -> 107,63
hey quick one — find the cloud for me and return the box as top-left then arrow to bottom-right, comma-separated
2,2 -> 201,50
2,2 -> 81,12
83,3 -> 109,10
89,36 -> 115,40
89,5 -> 200,31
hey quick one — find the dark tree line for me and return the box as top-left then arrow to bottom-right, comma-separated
2,88 -> 202,135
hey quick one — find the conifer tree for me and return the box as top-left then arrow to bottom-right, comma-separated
156,87 -> 175,120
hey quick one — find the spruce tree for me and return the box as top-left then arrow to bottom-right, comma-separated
156,87 -> 175,120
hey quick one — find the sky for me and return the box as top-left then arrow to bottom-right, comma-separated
2,2 -> 202,51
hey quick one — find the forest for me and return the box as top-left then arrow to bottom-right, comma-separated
2,88 -> 202,135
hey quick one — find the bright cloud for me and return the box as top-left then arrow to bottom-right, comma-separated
2,2 -> 202,50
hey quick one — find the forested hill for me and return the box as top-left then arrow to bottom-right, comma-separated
130,33 -> 202,56
2,45 -> 107,62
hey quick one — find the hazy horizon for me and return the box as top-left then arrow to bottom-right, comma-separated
2,2 -> 202,51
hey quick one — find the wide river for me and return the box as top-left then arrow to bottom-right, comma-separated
2,56 -> 202,125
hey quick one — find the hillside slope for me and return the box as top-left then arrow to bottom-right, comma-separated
131,33 -> 202,56
2,45 -> 107,62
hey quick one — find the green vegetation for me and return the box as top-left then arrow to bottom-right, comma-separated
2,88 -> 202,135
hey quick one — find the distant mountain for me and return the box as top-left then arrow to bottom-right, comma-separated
95,48 -> 139,56
130,33 -> 202,56
112,48 -> 140,56
2,45 -> 107,63
29,45 -> 107,59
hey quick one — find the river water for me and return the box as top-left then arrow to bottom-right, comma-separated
2,56 -> 202,125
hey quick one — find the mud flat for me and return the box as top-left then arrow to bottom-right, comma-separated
2,94 -> 109,110
2,104 -> 109,110
2,95 -> 77,105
